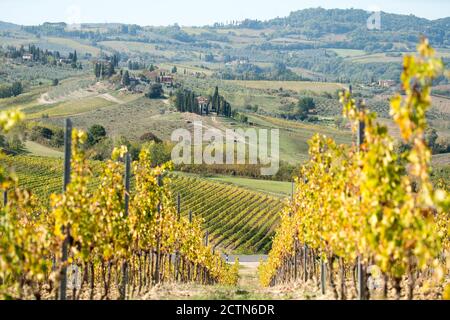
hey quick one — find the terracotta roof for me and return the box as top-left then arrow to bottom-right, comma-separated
196,96 -> 209,104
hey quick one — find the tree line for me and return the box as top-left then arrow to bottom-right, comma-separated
0,82 -> 23,99
2,45 -> 81,68
174,86 -> 232,117
128,60 -> 145,70
93,54 -> 120,79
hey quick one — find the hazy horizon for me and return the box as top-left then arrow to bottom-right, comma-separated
0,0 -> 449,27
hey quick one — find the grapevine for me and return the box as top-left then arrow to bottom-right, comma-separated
259,38 -> 449,300
0,111 -> 237,299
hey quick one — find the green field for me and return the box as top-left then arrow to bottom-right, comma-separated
329,48 -> 366,58
99,41 -> 178,58
44,37 -> 103,55
159,62 -> 215,76
348,53 -> 403,63
180,173 -> 293,198
0,35 -> 102,56
24,141 -> 63,158
0,86 -> 48,112
26,96 -> 117,119
216,114 -> 352,164
224,80 -> 345,93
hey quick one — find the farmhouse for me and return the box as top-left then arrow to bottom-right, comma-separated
196,96 -> 210,113
145,71 -> 160,82
59,58 -> 72,64
225,58 -> 249,67
22,54 -> 33,61
161,75 -> 174,85
378,80 -> 396,88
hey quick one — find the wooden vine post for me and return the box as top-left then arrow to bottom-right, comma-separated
303,244 -> 308,282
59,118 -> 72,300
175,193 -> 181,281
291,183 -> 298,281
293,235 -> 298,281
3,190 -> 7,207
120,153 -> 131,300
177,193 -> 181,220
356,88 -> 368,300
154,175 -> 163,284
320,258 -> 326,295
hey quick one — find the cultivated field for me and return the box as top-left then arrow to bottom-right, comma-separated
224,80 -> 346,93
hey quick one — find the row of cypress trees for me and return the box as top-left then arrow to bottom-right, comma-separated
174,86 -> 232,117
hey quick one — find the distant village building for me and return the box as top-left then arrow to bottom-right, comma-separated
378,80 -> 396,88
225,58 -> 250,67
161,75 -> 174,85
196,96 -> 210,113
146,71 -> 160,82
22,54 -> 33,61
59,58 -> 72,64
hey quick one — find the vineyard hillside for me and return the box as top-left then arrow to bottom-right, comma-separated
2,155 -> 284,254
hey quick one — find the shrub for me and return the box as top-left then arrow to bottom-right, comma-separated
140,132 -> 162,143
146,84 -> 164,99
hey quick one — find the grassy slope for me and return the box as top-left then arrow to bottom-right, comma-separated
99,41 -> 177,58
39,96 -> 180,140
330,48 -> 366,57
1,76 -> 142,121
24,141 -> 63,158
44,37 -> 102,56
219,114 -> 352,164
224,80 -> 345,93
202,175 -> 292,198
432,153 -> 450,167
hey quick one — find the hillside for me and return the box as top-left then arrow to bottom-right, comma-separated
1,8 -> 448,84
0,7 -> 448,176
0,21 -> 20,31
239,8 -> 448,44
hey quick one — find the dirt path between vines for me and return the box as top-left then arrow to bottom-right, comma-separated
139,256 -> 328,300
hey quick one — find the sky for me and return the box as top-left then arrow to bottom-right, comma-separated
0,0 -> 449,26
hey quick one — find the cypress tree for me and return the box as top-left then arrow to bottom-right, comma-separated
191,93 -> 196,114
94,63 -> 100,78
212,86 -> 219,111
184,93 -> 189,113
122,70 -> 130,86
217,96 -> 222,115
107,63 -> 115,77
175,90 -> 183,112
